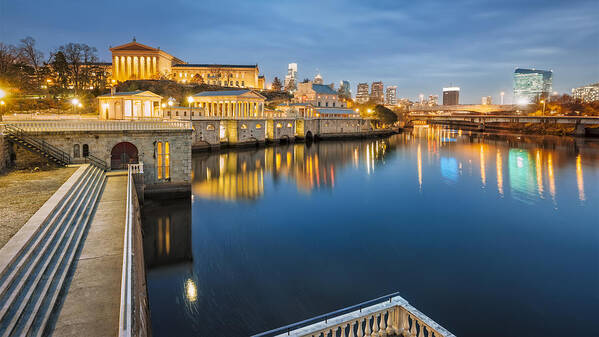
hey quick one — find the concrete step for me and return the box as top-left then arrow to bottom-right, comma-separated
0,165 -> 106,337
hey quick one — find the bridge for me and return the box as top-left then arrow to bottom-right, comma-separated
409,114 -> 599,136
409,104 -> 518,113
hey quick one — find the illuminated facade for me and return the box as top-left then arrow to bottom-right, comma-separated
107,39 -> 264,88
571,83 -> 599,102
385,86 -> 397,105
190,90 -> 266,118
513,68 -> 553,104
356,83 -> 369,103
370,81 -> 384,104
294,82 -> 347,108
97,89 -> 163,120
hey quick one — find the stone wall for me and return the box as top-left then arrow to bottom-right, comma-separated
0,131 -> 12,172
21,130 -> 192,192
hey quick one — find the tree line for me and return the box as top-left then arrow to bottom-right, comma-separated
0,37 -> 108,96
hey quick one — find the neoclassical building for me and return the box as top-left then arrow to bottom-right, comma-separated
189,90 -> 266,118
107,39 -> 264,89
97,89 -> 163,120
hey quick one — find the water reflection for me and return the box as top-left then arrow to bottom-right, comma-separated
145,127 -> 599,337
142,198 -> 193,268
191,140 -> 390,200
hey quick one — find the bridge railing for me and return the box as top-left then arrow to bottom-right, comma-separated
2,120 -> 193,132
252,293 -> 456,337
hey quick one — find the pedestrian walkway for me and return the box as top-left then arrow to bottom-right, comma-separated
51,172 -> 127,336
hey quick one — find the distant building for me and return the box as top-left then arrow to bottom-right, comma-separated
513,68 -> 553,104
190,89 -> 266,118
385,86 -> 397,105
294,81 -> 347,108
481,96 -> 492,105
442,87 -> 460,105
339,80 -> 351,99
370,81 -> 384,104
427,95 -> 439,106
356,83 -> 370,103
284,63 -> 298,92
572,83 -> 599,102
313,73 -> 324,85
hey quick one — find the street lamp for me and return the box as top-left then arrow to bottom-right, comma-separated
187,96 -> 194,107
540,100 -> 546,116
71,98 -> 79,113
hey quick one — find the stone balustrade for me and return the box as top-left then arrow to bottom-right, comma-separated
254,294 -> 455,337
2,120 -> 193,132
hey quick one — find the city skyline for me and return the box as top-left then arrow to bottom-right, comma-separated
1,0 -> 597,103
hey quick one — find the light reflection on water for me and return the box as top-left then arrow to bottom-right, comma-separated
143,126 -> 599,337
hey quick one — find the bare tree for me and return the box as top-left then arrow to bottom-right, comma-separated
0,42 -> 21,75
58,43 -> 98,91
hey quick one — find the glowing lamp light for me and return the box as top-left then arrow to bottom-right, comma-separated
168,101 -> 174,107
78,103 -> 83,108
185,279 -> 197,302
0,89 -> 5,99
0,101 -> 5,106
161,103 -> 166,108
71,98 -> 79,106
187,96 -> 194,103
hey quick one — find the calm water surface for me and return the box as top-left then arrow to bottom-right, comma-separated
142,127 -> 599,337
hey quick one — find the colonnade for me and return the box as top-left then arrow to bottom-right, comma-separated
113,55 -> 158,81
195,101 -> 264,118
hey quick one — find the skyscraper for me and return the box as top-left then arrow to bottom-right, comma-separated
356,83 -> 370,103
370,81 -> 384,104
284,63 -> 298,91
339,80 -> 351,99
442,87 -> 460,105
385,86 -> 397,105
513,68 -> 553,104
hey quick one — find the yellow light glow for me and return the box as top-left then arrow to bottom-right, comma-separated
78,103 -> 82,108
496,150 -> 503,196
576,154 -> 585,201
0,89 -> 6,99
187,96 -> 194,103
168,101 -> 173,106
71,98 -> 79,105
0,101 -> 4,106
185,279 -> 197,302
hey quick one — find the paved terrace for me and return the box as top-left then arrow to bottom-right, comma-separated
51,172 -> 127,336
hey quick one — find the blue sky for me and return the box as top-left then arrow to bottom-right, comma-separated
1,0 -> 598,103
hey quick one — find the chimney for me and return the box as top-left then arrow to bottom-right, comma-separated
111,87 -> 116,96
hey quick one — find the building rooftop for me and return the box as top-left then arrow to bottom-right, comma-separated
97,90 -> 161,97
192,90 -> 252,97
174,64 -> 258,69
315,108 -> 357,115
312,84 -> 337,95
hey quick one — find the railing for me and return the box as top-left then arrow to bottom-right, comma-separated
3,120 -> 193,132
84,153 -> 108,171
252,293 -> 455,337
4,124 -> 71,165
118,164 -> 135,337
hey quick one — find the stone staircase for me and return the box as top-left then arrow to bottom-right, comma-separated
4,124 -> 71,167
0,164 -> 107,337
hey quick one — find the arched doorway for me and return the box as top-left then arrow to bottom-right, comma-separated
111,142 -> 138,170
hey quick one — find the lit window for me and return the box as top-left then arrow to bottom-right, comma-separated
287,123 -> 292,128
255,124 -> 262,129
207,124 -> 215,130
156,141 -> 170,180
276,123 -> 282,128
241,124 -> 248,129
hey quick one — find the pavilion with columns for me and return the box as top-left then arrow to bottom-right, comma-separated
190,90 -> 266,118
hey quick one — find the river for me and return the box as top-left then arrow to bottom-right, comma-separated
142,126 -> 599,337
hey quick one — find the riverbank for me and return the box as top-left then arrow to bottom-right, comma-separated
0,166 -> 77,248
